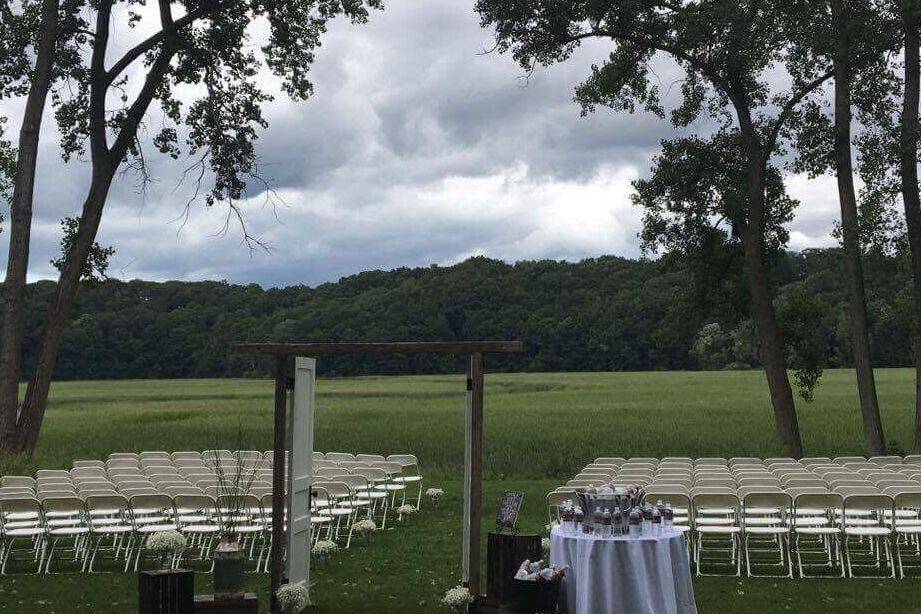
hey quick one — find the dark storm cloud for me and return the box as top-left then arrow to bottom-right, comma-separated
0,0 -> 835,287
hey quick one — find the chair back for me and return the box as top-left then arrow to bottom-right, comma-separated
2,476 -> 36,489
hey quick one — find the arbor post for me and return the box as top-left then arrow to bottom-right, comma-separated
463,352 -> 485,598
269,355 -> 288,613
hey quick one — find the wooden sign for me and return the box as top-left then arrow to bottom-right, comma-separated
496,491 -> 524,531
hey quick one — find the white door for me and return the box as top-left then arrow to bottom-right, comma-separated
287,356 -> 316,602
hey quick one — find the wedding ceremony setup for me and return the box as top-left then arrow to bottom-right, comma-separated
8,0 -> 921,610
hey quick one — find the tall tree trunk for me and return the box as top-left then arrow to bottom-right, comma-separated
902,5 -> 921,454
739,225 -> 805,458
13,165 -> 115,454
832,2 -> 886,455
735,106 -> 804,458
11,28 -> 178,455
0,0 -> 59,453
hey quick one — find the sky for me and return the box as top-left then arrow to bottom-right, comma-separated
0,0 -> 842,288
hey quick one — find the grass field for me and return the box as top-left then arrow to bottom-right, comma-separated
1,368 -> 919,613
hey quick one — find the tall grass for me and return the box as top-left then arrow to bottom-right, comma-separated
3,368 -> 915,479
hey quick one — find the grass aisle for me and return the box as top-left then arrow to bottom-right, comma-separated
0,371 -> 919,612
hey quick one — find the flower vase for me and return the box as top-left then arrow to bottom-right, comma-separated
158,553 -> 172,571
213,540 -> 245,600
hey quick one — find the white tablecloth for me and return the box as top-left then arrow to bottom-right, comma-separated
550,525 -> 697,614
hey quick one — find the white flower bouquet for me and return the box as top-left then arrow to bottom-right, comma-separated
311,539 -> 338,558
441,585 -> 473,612
147,530 -> 187,555
541,537 -> 551,553
146,530 -> 187,570
396,503 -> 416,522
353,518 -> 377,543
426,488 -> 444,507
276,582 -> 310,613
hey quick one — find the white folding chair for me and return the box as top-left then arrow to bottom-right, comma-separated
692,492 -> 741,576
741,491 -> 792,577
842,493 -> 895,578
792,492 -> 843,578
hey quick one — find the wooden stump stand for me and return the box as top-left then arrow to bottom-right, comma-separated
138,569 -> 194,614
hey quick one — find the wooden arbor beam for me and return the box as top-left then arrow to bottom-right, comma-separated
236,341 -> 523,356
235,340 -> 523,613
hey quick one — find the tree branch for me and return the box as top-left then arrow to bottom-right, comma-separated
104,5 -> 206,85
88,0 -> 113,161
568,29 -> 730,92
109,45 -> 178,164
763,70 -> 835,162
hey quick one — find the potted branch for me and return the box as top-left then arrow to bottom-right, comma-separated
211,452 -> 260,600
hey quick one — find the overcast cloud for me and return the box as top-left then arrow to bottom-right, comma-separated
0,1 -> 840,288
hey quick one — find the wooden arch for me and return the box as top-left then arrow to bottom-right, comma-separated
235,341 -> 524,613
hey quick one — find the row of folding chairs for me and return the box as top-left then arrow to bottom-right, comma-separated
567,461 -> 921,489
0,492 -> 277,575
313,456 -> 423,508
547,486 -> 921,579
590,456 -> 921,467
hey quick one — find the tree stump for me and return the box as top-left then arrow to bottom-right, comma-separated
486,532 -> 541,609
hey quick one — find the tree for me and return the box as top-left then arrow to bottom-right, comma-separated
0,0 -> 68,452
901,0 -> 921,452
0,0 -> 383,455
476,0 -> 833,456
784,0 -> 891,454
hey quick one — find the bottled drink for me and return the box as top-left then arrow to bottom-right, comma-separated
574,506 -> 584,534
602,508 -> 612,538
652,507 -> 661,535
561,504 -> 573,533
593,508 -> 603,537
642,505 -> 653,534
629,508 -> 642,537
613,509 -> 623,537
663,503 -> 674,530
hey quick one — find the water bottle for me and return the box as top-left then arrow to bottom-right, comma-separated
602,508 -> 612,538
642,504 -> 653,534
629,508 -> 642,537
664,503 -> 674,531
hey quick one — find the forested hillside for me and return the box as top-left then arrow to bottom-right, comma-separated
7,248 -> 912,379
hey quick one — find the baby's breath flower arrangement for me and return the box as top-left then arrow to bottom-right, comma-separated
396,503 -> 417,522
426,488 -> 444,507
311,539 -> 338,563
441,585 -> 473,612
146,531 -> 187,570
276,582 -> 311,613
353,518 -> 377,544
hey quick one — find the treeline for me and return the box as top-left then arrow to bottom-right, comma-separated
7,247 -> 912,381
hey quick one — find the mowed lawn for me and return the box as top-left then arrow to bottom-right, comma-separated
0,368 -> 919,613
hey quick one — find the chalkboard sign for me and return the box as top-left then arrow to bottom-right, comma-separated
496,491 -> 524,532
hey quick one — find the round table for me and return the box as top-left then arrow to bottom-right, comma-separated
550,525 -> 697,614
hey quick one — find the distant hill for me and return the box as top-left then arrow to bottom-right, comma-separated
8,248 -> 913,379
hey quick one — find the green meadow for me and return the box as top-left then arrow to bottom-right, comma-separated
0,369 -> 919,613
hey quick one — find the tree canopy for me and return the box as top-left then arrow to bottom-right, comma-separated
4,248 -> 912,383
